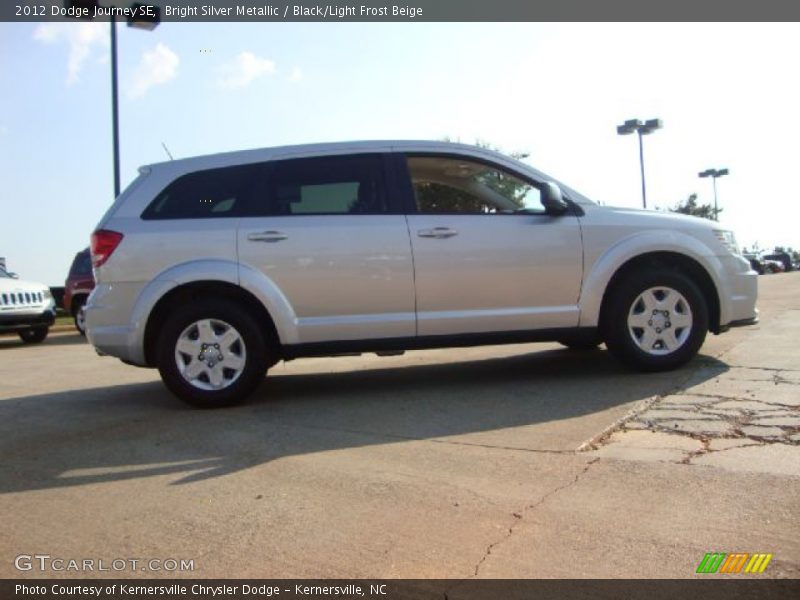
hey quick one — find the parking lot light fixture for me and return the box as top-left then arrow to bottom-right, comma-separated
698,168 -> 729,221
127,3 -> 161,30
616,118 -> 663,209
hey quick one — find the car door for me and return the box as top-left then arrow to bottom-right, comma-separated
237,153 -> 416,344
400,153 -> 583,337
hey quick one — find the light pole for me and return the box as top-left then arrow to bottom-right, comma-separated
616,118 -> 663,209
66,1 -> 160,198
698,168 -> 729,221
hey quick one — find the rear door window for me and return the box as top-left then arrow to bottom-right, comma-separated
252,154 -> 388,216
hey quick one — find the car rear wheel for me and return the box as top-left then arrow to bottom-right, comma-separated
604,268 -> 708,371
19,327 -> 49,344
156,300 -> 269,408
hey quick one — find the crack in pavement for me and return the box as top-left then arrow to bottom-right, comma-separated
443,458 -> 601,597
582,310 -> 800,465
723,364 -> 800,373
668,389 -> 796,403
465,457 -> 600,581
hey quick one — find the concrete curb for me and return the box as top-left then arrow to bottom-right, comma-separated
576,393 -> 662,452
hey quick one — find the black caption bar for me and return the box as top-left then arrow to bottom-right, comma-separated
4,580 -> 800,600
4,0 -> 800,22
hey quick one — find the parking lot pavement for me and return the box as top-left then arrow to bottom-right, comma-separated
0,274 -> 798,581
587,307 -> 800,470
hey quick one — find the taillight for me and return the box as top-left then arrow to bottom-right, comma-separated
90,230 -> 124,268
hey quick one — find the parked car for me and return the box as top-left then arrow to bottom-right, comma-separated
85,141 -> 759,408
763,259 -> 785,274
64,248 -> 95,335
743,253 -> 765,275
762,252 -> 793,272
0,266 -> 56,343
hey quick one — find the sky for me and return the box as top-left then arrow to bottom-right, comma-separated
2,21 -> 799,285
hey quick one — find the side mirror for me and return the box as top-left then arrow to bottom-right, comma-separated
541,181 -> 569,215
9,272 -> 19,279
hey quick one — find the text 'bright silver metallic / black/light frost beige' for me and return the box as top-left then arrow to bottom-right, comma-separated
84,141 -> 758,407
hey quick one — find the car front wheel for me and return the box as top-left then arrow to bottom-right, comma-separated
604,269 -> 708,371
156,300 -> 269,408
19,327 -> 49,344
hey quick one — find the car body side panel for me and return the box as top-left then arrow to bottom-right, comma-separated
577,208 -> 754,329
86,207 -> 239,365
96,217 -> 239,284
237,215 -> 416,344
407,213 -> 583,335
87,260 -> 241,365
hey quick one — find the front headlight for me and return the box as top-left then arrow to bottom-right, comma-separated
42,288 -> 53,299
713,229 -> 739,255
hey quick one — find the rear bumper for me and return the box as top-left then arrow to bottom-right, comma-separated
85,282 -> 150,365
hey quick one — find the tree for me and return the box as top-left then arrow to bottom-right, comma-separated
671,193 -> 719,220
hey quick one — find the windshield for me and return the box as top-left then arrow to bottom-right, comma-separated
0,267 -> 11,279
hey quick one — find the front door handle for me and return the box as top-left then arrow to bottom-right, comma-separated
247,231 -> 288,243
417,227 -> 458,239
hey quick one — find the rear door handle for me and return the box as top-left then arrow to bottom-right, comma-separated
417,227 -> 458,239
247,231 -> 288,243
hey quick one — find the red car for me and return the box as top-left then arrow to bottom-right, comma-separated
64,248 -> 95,335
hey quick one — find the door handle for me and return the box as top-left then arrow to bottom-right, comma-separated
417,227 -> 458,239
247,231 -> 288,243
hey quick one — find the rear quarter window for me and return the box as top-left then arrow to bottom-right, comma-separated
141,165 -> 258,220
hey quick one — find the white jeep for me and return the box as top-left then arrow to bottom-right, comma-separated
0,266 -> 56,343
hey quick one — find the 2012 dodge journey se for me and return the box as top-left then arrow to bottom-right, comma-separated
85,141 -> 758,407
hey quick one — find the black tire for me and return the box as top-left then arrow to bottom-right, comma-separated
19,327 -> 49,344
73,298 -> 87,336
604,268 -> 708,371
156,299 -> 270,408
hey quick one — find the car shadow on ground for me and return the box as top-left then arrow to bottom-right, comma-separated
0,347 -> 729,494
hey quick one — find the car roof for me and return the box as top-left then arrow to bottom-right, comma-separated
143,140 -> 501,170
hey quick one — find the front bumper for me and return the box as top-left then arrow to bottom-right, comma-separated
719,313 -> 759,332
717,255 -> 759,329
0,309 -> 56,332
729,314 -> 759,327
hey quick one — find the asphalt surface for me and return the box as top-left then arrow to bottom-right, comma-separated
1,273 -> 798,581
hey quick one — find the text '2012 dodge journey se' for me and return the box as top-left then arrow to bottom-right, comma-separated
85,141 -> 758,407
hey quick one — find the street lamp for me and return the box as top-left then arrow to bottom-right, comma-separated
616,118 -> 663,209
65,1 -> 161,198
698,168 -> 729,221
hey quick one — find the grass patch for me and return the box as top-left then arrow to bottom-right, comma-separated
55,315 -> 73,327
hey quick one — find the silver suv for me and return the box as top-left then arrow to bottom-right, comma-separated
85,141 -> 758,407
